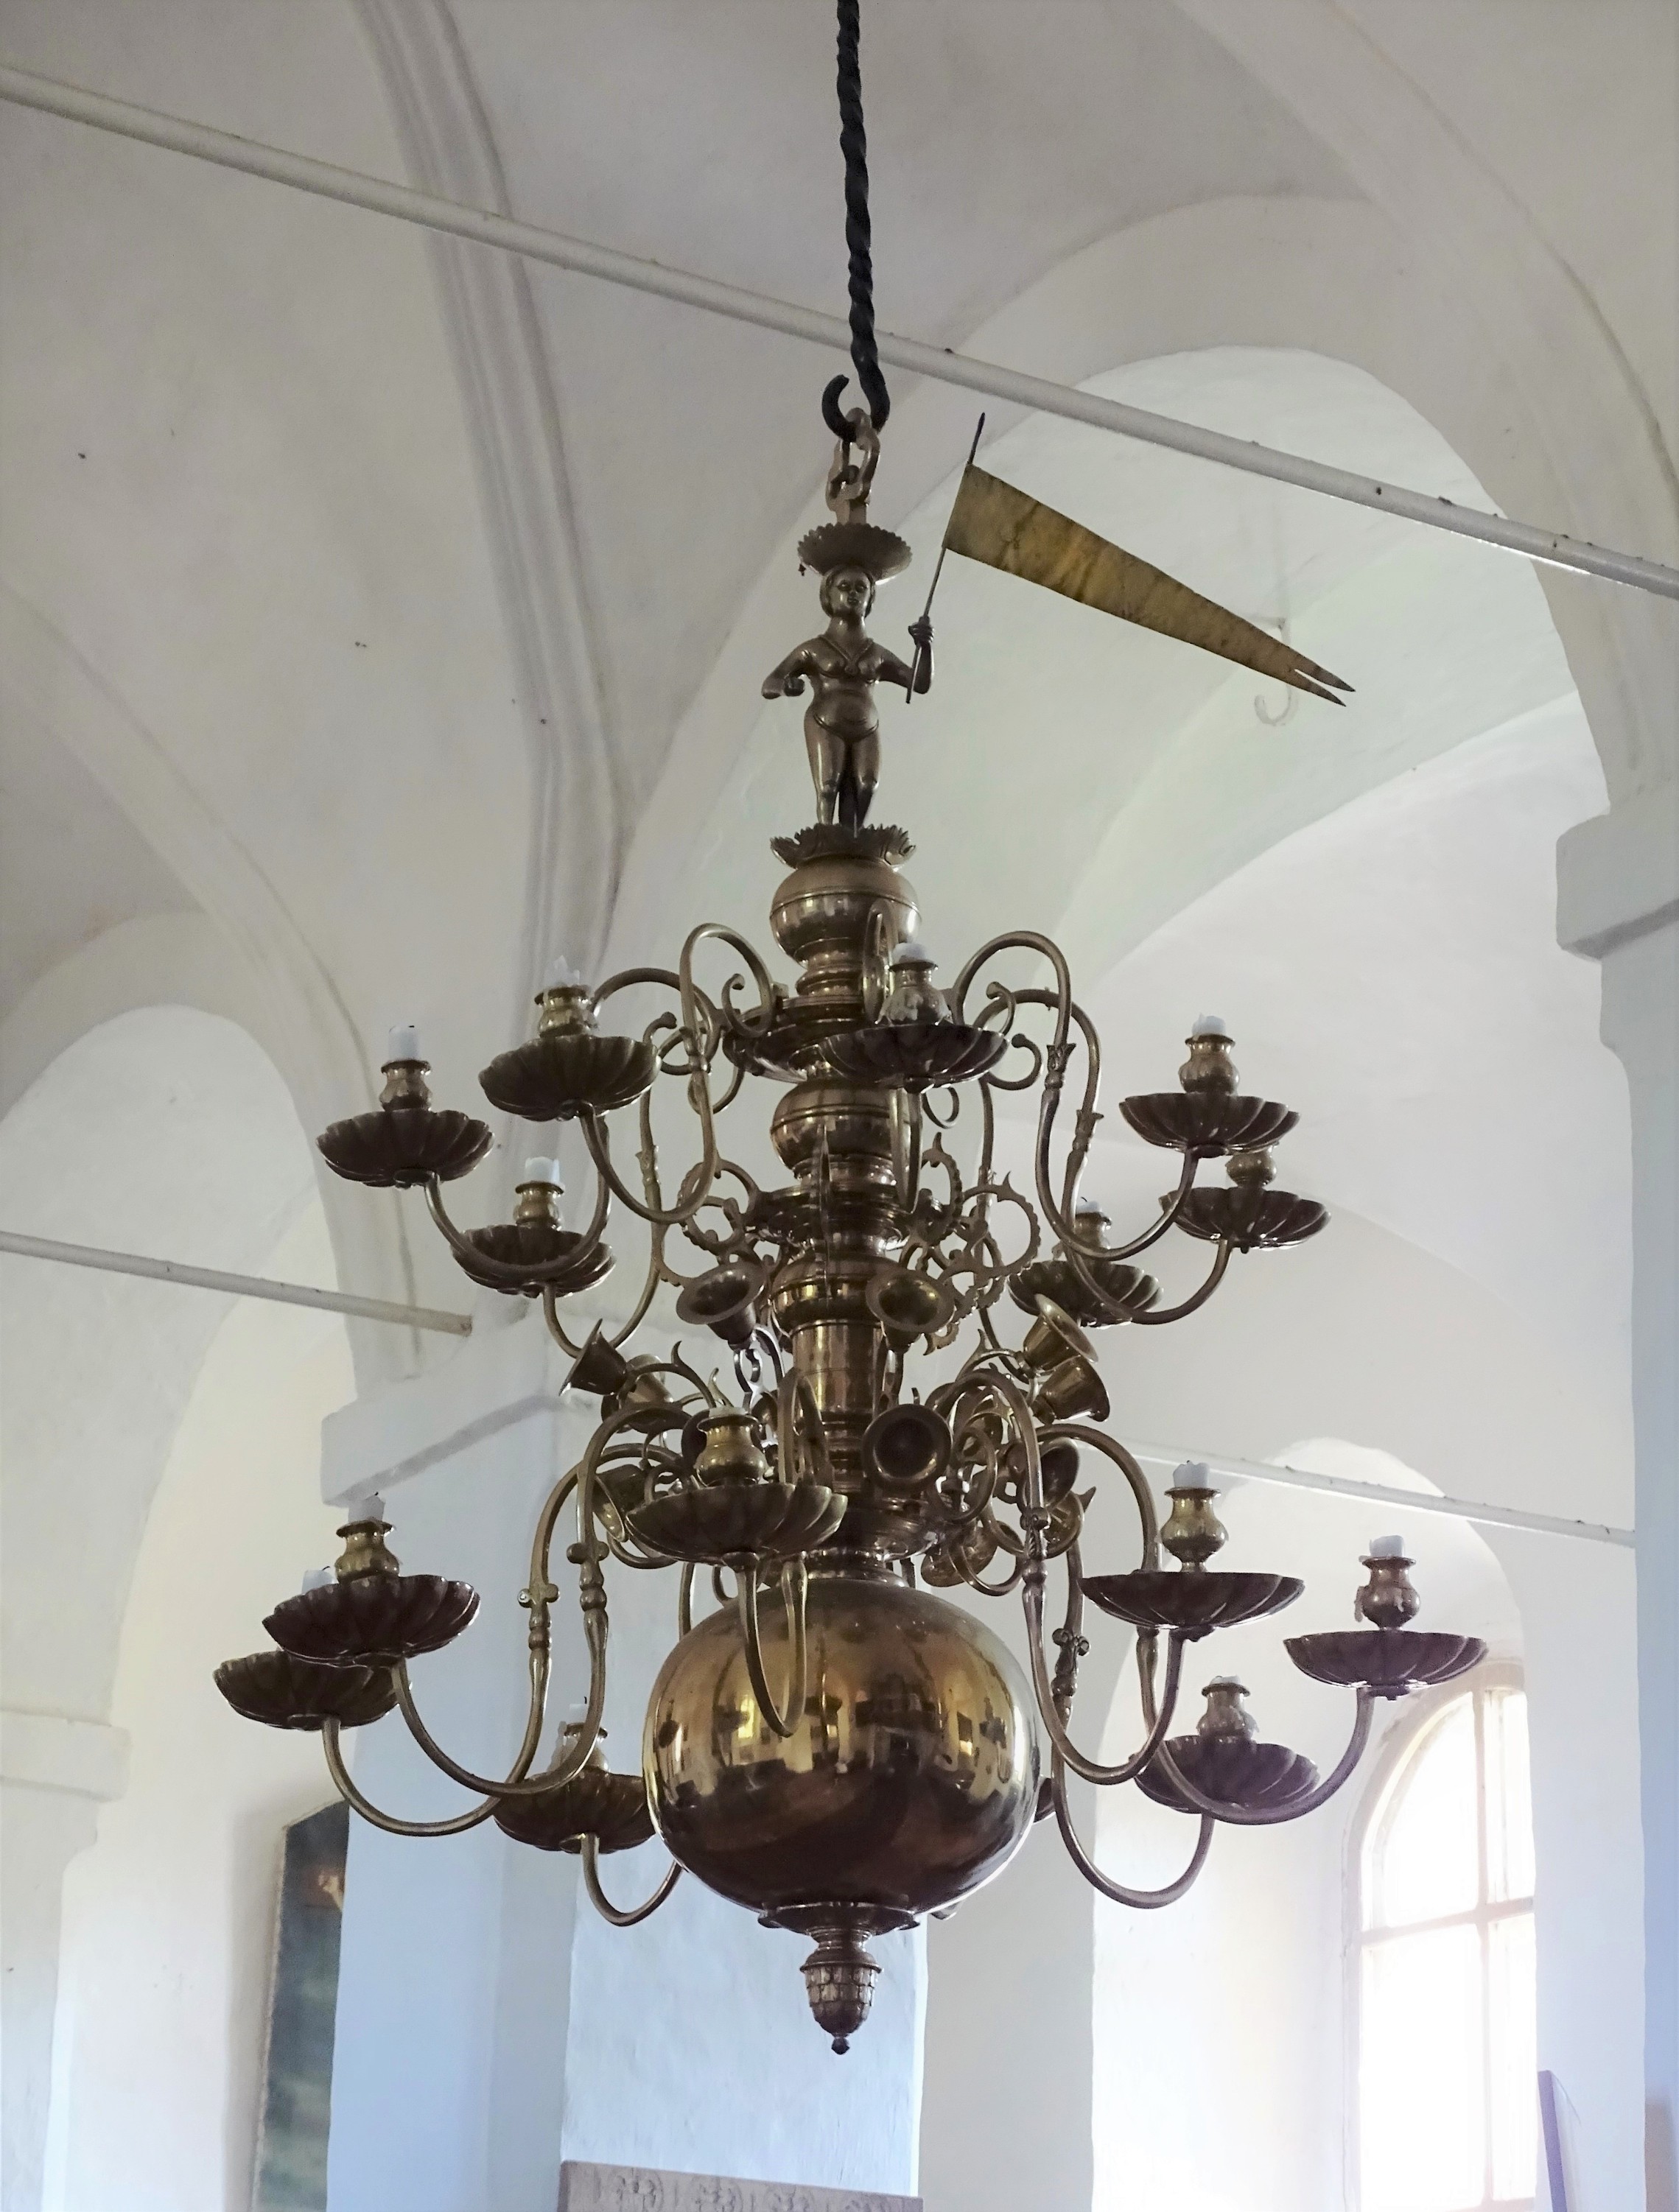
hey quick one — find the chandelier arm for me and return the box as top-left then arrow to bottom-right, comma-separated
950,934 -> 1072,1040
1049,1537 -> 1087,1718
1039,1425 -> 1161,1567
390,1654 -> 551,1798
679,1562 -> 696,1637
320,1717 -> 503,1836
1090,1145 -> 1202,1264
539,1281 -> 587,1358
963,1554 -> 1026,1598
888,1084 -> 922,1208
422,1167 -> 614,1287
736,1555 -> 810,1739
580,1835 -> 684,1928
777,1371 -> 834,1487
961,1076 -> 999,1258
964,974 -> 1182,1322
581,1109 -> 718,1229
964,1372 -> 1182,1781
593,964 -> 712,1056
365,1459 -> 583,1804
1023,1579 -> 1189,1784
680,924 -> 779,1037
607,1225 -> 665,1351
381,1440 -> 617,1802
1147,1690 -> 1378,1826
1050,1755 -> 1216,1907
1129,1239 -> 1234,1324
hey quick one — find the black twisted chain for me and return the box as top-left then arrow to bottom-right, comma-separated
821,0 -> 891,439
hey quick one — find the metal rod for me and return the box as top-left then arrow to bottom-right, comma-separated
0,1227 -> 472,1335
1124,1439 -> 1632,1550
3,62 -> 1676,603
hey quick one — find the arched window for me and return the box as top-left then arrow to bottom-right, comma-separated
1356,1676 -> 1537,2211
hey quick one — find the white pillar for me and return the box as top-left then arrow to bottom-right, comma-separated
0,1712 -> 127,2212
1559,786 -> 1679,2206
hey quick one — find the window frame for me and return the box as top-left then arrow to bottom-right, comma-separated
1343,1661 -> 1535,2212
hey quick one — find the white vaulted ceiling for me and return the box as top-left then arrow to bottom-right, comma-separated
1,0 -> 1664,1565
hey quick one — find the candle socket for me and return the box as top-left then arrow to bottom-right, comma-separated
513,1175 -> 567,1229
536,984 -> 595,1038
379,1058 -> 432,1109
1179,1032 -> 1238,1096
334,1515 -> 401,1581
691,1408 -> 773,1486
881,947 -> 949,1027
1161,1486 -> 1228,1570
1355,1553 -> 1421,1629
1227,1147 -> 1275,1189
1197,1676 -> 1256,1741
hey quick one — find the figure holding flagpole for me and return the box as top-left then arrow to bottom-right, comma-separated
763,526 -> 932,830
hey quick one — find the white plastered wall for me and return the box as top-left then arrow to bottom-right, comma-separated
44,1202 -> 353,2212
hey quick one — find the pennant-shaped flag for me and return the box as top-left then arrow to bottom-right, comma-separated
942,465 -> 1352,703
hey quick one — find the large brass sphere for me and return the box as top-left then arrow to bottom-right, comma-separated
642,1562 -> 1039,1923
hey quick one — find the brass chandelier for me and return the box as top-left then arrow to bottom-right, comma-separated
215,2 -> 1485,2050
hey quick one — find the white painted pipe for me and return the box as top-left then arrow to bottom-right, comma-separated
2,1215 -> 1619,1533
3,62 -> 1677,603
0,1227 -> 472,1336
1124,1439 -> 1633,1549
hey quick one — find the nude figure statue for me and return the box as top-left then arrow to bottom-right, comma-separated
761,563 -> 933,829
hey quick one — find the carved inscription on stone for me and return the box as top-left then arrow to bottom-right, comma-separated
558,2163 -> 919,2212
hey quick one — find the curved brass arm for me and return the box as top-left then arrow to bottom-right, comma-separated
1129,1239 -> 1233,1324
777,1370 -> 832,1487
539,1280 -> 587,1358
1146,1689 -> 1377,1826
581,1834 -> 683,1927
581,1109 -> 718,1229
424,1166 -> 612,1288
1040,1425 -> 1160,1567
1050,1754 -> 1214,1906
382,1435 -> 617,1802
737,1555 -> 809,1738
1022,1584 -> 1188,1786
1061,1145 -> 1202,1281
320,1716 -> 502,1836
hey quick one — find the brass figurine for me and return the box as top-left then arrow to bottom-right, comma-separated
761,537 -> 931,829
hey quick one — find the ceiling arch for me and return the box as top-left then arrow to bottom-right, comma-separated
0,1004 -> 329,1720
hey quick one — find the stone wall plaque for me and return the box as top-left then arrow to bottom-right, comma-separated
556,2162 -> 921,2212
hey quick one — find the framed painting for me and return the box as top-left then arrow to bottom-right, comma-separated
250,1799 -> 349,2211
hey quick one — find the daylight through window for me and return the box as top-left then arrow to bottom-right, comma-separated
1357,1679 -> 1536,2212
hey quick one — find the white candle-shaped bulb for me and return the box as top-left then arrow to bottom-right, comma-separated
1368,1534 -> 1406,1558
891,938 -> 935,968
1075,1192 -> 1105,1218
301,1565 -> 335,1593
385,1023 -> 421,1064
1172,1458 -> 1213,1486
1191,1013 -> 1231,1039
543,955 -> 585,992
361,1492 -> 386,1524
521,1156 -> 564,1188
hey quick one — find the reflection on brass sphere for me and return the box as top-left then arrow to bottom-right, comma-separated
642,1563 -> 1039,1923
